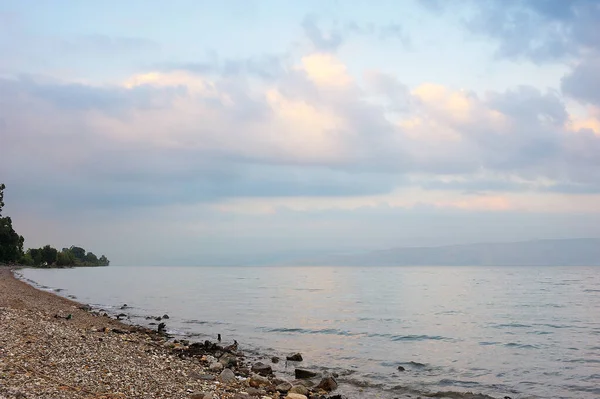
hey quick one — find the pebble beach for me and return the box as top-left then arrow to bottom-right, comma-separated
0,267 -> 343,399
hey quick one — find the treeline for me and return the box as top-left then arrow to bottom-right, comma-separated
20,245 -> 109,267
0,183 -> 110,267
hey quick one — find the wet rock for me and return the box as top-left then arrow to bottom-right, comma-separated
276,381 -> 293,392
209,362 -> 224,372
218,368 -> 236,384
157,322 -> 166,333
289,385 -> 308,395
251,361 -> 273,376
219,353 -> 238,368
155,316 -> 162,321
316,376 -> 338,392
295,368 -> 318,379
117,313 -> 127,320
271,356 -> 280,363
233,394 -> 250,399
397,366 -> 406,371
162,314 -> 170,319
293,379 -> 315,388
286,353 -> 303,361
248,374 -> 270,388
326,395 -> 347,399
286,393 -> 308,399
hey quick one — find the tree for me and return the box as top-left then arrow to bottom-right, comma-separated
28,248 -> 42,265
70,246 -> 86,261
98,255 -> 110,266
84,251 -> 98,265
41,245 -> 58,265
56,250 -> 76,266
0,184 -> 24,263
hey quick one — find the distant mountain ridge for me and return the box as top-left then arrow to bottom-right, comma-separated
292,238 -> 600,266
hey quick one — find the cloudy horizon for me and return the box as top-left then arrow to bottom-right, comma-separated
2,0 -> 600,265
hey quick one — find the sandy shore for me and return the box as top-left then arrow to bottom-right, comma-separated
0,267 -> 341,399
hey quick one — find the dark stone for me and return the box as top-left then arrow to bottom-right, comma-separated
286,353 -> 303,361
316,376 -> 338,392
397,366 -> 406,371
157,322 -> 166,333
219,353 -> 238,368
327,395 -> 347,399
162,314 -> 170,319
271,356 -> 280,363
116,313 -> 127,320
120,304 -> 128,309
155,316 -> 162,321
295,368 -> 318,379
112,328 -> 126,334
251,362 -> 273,376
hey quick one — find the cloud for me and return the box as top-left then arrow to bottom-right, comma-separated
462,0 -> 600,62
3,47 -> 600,219
302,14 -> 344,52
561,55 -> 600,106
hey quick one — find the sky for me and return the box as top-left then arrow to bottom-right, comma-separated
2,0 -> 600,265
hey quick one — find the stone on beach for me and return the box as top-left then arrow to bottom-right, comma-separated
218,368 -> 237,384
294,368 -> 318,379
251,361 -> 273,376
248,373 -> 270,388
285,393 -> 308,399
288,385 -> 309,395
316,376 -> 338,392
286,353 -> 303,361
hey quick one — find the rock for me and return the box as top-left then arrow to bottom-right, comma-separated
204,355 -> 217,363
219,353 -> 238,368
117,313 -> 127,320
189,372 -> 215,381
233,394 -> 250,399
294,369 -> 317,379
286,393 -> 308,399
190,394 -> 205,399
203,394 -> 215,399
157,322 -> 166,333
276,381 -> 293,392
294,379 -> 315,387
209,362 -> 224,372
162,314 -> 170,319
251,361 -> 273,376
316,376 -> 338,392
397,366 -> 406,371
245,387 -> 264,396
326,395 -> 347,399
218,368 -> 237,384
289,385 -> 308,395
248,374 -> 270,388
271,356 -> 280,363
286,353 -> 303,361
155,316 -> 162,321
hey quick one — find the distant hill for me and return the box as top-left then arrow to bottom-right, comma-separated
291,238 -> 600,266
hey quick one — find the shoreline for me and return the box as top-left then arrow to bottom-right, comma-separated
0,266 -> 344,399
2,267 -> 502,399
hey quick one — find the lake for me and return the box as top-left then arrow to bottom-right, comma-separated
18,266 -> 600,399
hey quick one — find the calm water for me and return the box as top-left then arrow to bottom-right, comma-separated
18,266 -> 600,399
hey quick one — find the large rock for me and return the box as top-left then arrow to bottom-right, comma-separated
294,368 -> 317,379
251,362 -> 273,376
248,373 -> 270,388
218,368 -> 237,384
275,381 -> 293,392
286,353 -> 303,361
285,393 -> 308,399
289,385 -> 308,395
316,376 -> 338,392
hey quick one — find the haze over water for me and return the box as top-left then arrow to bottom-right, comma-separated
20,265 -> 600,399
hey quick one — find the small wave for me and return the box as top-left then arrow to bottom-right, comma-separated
391,334 -> 453,342
424,390 -> 496,399
182,319 -> 230,326
439,379 -> 481,387
504,343 -> 539,349
478,341 -> 500,346
493,323 -> 531,328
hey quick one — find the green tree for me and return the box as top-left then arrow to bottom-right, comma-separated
56,250 -> 76,266
0,184 -> 24,263
70,246 -> 86,261
19,252 -> 35,266
98,255 -> 110,266
41,245 -> 58,265
28,248 -> 42,265
84,252 -> 99,265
